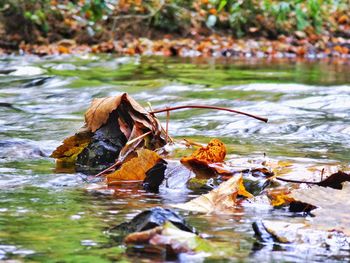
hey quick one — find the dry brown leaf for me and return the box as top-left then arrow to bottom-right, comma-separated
107,148 -> 161,184
50,128 -> 92,163
85,93 -> 158,133
124,226 -> 163,244
181,138 -> 226,166
52,93 -> 166,171
124,222 -> 215,255
85,96 -> 122,132
172,174 -> 252,213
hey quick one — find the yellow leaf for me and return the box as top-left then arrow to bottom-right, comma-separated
107,149 -> 161,184
181,138 -> 226,166
238,178 -> 254,198
50,131 -> 91,163
267,188 -> 295,207
172,174 -> 252,214
264,160 -> 293,177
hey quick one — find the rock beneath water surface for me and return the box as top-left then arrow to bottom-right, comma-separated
112,207 -> 196,234
76,110 -> 127,173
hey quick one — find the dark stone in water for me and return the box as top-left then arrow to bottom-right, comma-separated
143,160 -> 195,193
0,139 -> 45,159
113,207 -> 196,234
252,220 -> 275,243
0,69 -> 16,74
76,110 -> 127,173
23,76 -> 52,88
143,160 -> 167,193
0,102 -> 19,111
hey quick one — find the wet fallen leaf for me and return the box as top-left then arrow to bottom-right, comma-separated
172,174 -> 252,213
150,221 -> 213,254
51,93 -> 166,172
291,182 -> 350,235
181,138 -> 226,165
107,149 -> 161,184
315,171 -> 350,189
266,186 -> 316,212
124,226 -> 163,244
267,187 -> 295,207
85,93 -> 156,133
254,220 -> 350,249
180,139 -> 227,177
50,127 -> 92,163
125,221 -> 214,255
207,162 -> 233,175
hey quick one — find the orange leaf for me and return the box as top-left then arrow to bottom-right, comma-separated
181,138 -> 226,166
209,8 -> 217,15
338,14 -> 349,24
107,149 -> 161,184
58,45 -> 70,54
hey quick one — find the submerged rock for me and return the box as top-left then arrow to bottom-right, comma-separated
0,139 -> 46,159
51,93 -> 166,174
143,160 -> 167,193
23,76 -> 53,88
112,207 -> 196,234
76,110 -> 127,173
143,160 -> 195,193
124,221 -> 213,260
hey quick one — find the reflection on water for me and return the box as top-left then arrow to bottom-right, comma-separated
0,55 -> 349,262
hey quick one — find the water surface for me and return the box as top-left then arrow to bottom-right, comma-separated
0,55 -> 349,262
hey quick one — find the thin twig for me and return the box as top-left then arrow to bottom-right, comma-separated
150,105 -> 268,123
150,102 -> 174,144
275,177 -> 319,185
147,102 -> 154,112
95,160 -> 122,177
183,138 -> 204,148
166,109 -> 170,143
125,131 -> 152,146
95,131 -> 152,177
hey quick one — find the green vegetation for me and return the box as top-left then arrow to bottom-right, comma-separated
207,0 -> 349,36
0,0 -> 113,43
1,0 -> 349,44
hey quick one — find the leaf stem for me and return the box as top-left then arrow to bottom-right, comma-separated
95,160 -> 122,177
150,105 -> 268,123
275,177 -> 319,185
166,110 -> 170,143
125,131 -> 152,146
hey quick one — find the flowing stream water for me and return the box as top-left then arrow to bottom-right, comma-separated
0,55 -> 349,262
